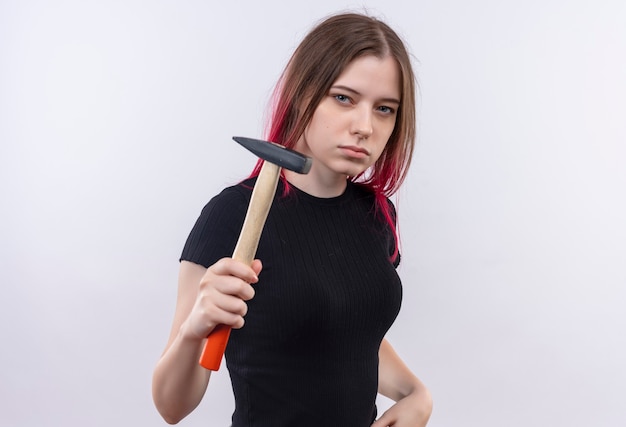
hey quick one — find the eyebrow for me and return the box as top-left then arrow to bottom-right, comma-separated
330,85 -> 401,105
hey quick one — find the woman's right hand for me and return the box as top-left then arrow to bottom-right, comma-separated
181,258 -> 262,341
152,258 -> 261,423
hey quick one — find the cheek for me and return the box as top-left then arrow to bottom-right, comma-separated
310,102 -> 341,132
374,115 -> 396,139
372,136 -> 393,162
371,147 -> 387,164
312,112 -> 333,133
383,119 -> 397,137
304,113 -> 324,137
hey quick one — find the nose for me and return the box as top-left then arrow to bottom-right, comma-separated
350,106 -> 373,138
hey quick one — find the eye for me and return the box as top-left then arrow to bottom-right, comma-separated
333,94 -> 351,104
377,105 -> 396,115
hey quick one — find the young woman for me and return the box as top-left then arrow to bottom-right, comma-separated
152,12 -> 433,427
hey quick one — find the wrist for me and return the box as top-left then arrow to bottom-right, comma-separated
178,318 -> 209,345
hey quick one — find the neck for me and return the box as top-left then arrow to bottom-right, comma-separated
284,169 -> 348,198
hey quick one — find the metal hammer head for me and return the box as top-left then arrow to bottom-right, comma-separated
233,136 -> 312,174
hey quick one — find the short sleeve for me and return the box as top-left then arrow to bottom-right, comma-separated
180,186 -> 249,268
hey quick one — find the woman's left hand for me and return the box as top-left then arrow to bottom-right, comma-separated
371,389 -> 433,427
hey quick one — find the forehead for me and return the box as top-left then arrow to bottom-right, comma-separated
332,55 -> 401,99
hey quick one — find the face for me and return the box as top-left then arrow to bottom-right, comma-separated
294,55 -> 401,185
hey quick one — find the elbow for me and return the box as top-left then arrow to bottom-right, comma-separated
154,400 -> 186,425
161,413 -> 183,425
151,354 -> 209,424
153,393 -> 190,425
152,387 -> 188,425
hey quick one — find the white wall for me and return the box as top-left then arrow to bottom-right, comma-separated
1,1 -> 625,426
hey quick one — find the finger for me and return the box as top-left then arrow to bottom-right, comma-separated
213,293 -> 249,318
202,263 -> 256,301
216,277 -> 255,301
212,257 -> 260,284
198,292 -> 248,326
251,259 -> 263,276
371,413 -> 394,427
202,304 -> 247,330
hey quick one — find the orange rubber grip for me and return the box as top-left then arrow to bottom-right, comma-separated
199,324 -> 232,370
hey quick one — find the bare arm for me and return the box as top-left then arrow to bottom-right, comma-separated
152,259 -> 261,424
151,261 -> 211,424
372,338 -> 433,427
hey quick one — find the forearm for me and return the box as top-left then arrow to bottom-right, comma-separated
373,339 -> 433,426
378,338 -> 432,404
152,328 -> 211,424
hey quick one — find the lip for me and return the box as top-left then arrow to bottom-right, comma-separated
339,145 -> 370,159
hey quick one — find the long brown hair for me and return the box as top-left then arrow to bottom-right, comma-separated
251,12 -> 417,259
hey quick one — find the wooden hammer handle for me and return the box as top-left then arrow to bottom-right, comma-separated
199,161 -> 281,370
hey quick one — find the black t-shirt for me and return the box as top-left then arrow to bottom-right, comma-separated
181,178 -> 402,427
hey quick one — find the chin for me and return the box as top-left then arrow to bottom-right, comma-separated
335,170 -> 360,179
345,167 -> 369,178
337,164 -> 367,176
328,159 -> 370,180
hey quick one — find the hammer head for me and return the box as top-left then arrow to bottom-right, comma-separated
233,136 -> 312,174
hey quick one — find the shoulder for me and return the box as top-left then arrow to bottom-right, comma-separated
189,180 -> 255,243
350,182 -> 397,217
350,182 -> 400,265
350,181 -> 377,205
199,179 -> 254,216
180,179 -> 254,267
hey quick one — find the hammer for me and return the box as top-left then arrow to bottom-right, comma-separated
199,136 -> 312,370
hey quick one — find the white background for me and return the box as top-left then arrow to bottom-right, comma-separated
1,1 -> 625,426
